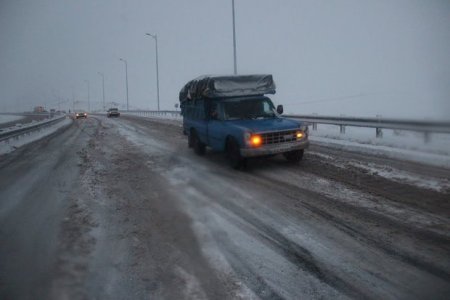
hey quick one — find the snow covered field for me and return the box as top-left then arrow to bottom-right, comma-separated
309,124 -> 450,155
308,124 -> 450,168
0,114 -> 24,124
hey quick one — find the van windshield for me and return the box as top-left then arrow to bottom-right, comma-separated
222,98 -> 276,120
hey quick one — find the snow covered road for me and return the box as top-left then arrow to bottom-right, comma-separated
0,115 -> 449,299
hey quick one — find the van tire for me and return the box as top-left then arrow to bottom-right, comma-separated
226,138 -> 245,169
283,150 -> 304,163
191,131 -> 206,155
188,130 -> 194,148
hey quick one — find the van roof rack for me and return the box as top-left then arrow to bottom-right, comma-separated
179,74 -> 276,102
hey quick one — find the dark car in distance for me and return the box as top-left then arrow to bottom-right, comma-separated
75,112 -> 87,119
107,108 -> 120,118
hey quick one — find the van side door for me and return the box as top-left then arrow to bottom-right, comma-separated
207,101 -> 228,151
192,99 -> 209,144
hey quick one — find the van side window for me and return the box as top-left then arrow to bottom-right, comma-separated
183,99 -> 206,120
210,101 -> 219,120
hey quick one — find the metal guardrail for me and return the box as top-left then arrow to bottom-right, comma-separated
123,110 -> 181,118
0,115 -> 68,143
283,114 -> 450,142
283,114 -> 450,134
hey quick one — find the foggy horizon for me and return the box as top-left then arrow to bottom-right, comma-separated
1,0 -> 449,119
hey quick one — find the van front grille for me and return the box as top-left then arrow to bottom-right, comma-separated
261,130 -> 297,145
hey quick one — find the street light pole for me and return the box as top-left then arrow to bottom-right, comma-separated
84,80 -> 90,112
71,87 -> 75,113
145,33 -> 160,111
232,0 -> 237,75
98,72 -> 105,111
119,58 -> 129,111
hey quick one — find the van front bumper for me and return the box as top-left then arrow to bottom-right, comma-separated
240,139 -> 309,157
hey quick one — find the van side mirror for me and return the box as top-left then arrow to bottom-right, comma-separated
277,105 -> 284,115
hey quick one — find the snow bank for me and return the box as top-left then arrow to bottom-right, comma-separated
0,114 -> 24,125
309,124 -> 450,168
309,124 -> 450,155
0,118 -> 72,155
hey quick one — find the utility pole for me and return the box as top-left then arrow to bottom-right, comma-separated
119,58 -> 129,111
145,33 -> 160,111
232,0 -> 237,74
98,72 -> 106,111
72,88 -> 75,112
85,80 -> 90,112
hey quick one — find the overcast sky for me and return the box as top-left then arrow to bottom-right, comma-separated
1,0 -> 449,119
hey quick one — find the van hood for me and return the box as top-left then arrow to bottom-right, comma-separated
227,117 -> 301,133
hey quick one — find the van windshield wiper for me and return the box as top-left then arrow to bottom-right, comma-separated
257,113 -> 275,119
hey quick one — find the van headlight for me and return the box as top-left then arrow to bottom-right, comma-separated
245,132 -> 263,147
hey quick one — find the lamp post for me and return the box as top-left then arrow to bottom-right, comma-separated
119,58 -> 129,111
98,72 -> 105,111
145,33 -> 160,111
71,87 -> 75,113
84,80 -> 90,112
232,0 -> 237,74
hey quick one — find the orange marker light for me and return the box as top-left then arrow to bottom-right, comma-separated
251,135 -> 262,147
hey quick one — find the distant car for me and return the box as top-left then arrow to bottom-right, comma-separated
107,108 -> 120,118
75,112 -> 87,119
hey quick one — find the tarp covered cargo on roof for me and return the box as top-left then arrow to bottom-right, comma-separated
179,74 -> 276,102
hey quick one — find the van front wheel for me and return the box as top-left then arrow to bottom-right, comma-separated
283,150 -> 304,163
226,138 -> 246,169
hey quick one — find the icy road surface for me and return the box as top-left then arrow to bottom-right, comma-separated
0,115 -> 449,299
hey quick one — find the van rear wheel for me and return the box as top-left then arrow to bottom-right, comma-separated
188,131 -> 194,148
191,131 -> 206,155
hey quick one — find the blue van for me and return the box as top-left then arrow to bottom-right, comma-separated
180,75 -> 309,168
